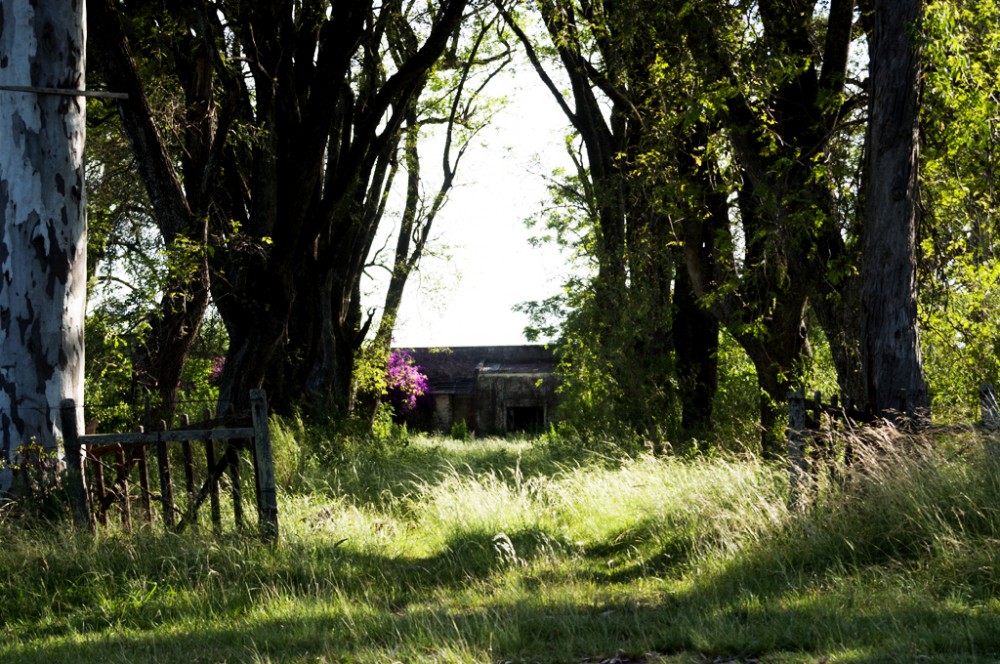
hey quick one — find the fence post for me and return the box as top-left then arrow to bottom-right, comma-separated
222,403 -> 245,531
91,444 -> 107,525
156,420 -> 176,529
179,413 -> 196,512
60,399 -> 91,530
250,389 -> 278,541
203,408 -> 222,534
112,443 -> 132,532
787,389 -> 809,510
136,425 -> 153,523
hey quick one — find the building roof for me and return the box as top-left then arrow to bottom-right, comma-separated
398,345 -> 557,395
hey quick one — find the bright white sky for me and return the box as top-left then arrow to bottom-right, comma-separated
369,62 -> 575,348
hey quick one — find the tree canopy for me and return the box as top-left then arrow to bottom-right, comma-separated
5,0 -> 993,463
87,0 -> 491,422
504,0 -> 994,450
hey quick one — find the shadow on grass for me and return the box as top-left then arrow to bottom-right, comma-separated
10,442 -> 1000,662
1,527 -> 563,642
8,516 -> 1000,664
6,552 -> 1000,664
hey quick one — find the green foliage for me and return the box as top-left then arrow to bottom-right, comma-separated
268,406 -> 409,494
268,405 -> 415,497
370,403 -> 411,445
921,260 -> 1000,419
351,342 -> 389,407
85,97 -> 227,428
85,108 -> 163,429
83,308 -> 146,431
920,0 -> 1000,419
520,156 -> 681,450
83,305 -> 227,431
536,279 -> 749,455
449,418 -> 471,441
267,412 -> 310,492
710,332 -> 764,451
1,442 -> 68,523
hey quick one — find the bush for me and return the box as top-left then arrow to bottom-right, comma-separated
2,441 -> 68,523
450,419 -> 471,441
386,350 -> 429,417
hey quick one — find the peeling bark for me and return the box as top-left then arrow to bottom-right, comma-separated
0,0 -> 86,494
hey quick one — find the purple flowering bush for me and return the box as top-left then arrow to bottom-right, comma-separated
385,350 -> 429,416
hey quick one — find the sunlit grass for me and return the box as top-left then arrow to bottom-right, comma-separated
3,432 -> 1000,662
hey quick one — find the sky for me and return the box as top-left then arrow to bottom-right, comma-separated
371,63 -> 575,349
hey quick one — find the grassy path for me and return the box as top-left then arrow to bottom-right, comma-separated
3,435 -> 1000,662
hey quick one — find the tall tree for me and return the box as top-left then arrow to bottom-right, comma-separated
355,8 -> 511,423
0,0 -> 87,494
670,0 -> 869,453
221,0 -> 471,416
505,0 -> 867,453
501,0 -> 714,442
369,10 -> 510,356
918,0 -> 1000,416
94,0 -> 472,417
862,0 -> 930,418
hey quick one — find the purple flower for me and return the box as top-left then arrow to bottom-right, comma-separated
386,350 -> 429,413
209,356 -> 225,383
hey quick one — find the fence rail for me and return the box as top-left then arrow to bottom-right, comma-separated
61,389 -> 278,541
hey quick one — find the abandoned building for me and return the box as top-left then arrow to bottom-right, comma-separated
399,345 -> 559,435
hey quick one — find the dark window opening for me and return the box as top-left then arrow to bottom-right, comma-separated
506,406 -> 544,433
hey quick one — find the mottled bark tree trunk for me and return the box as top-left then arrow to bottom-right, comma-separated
862,0 -> 929,418
0,0 -> 87,494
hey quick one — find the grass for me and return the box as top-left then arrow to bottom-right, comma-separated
3,430 -> 1000,662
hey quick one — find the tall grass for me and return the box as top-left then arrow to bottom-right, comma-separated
3,429 -> 1000,662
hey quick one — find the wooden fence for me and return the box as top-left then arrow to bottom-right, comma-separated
60,389 -> 278,541
786,384 -> 999,508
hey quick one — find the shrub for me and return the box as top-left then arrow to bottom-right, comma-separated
450,419 -> 471,441
385,350 -> 429,415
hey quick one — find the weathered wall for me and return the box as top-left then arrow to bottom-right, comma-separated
475,373 -> 558,435
404,346 -> 558,436
431,393 -> 476,433
432,394 -> 452,431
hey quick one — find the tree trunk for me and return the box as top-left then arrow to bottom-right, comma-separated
0,0 -> 87,495
203,0 -> 468,418
673,265 -> 719,444
215,259 -> 295,416
135,266 -> 211,420
862,0 -> 929,418
742,320 -> 808,459
298,269 -> 366,416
